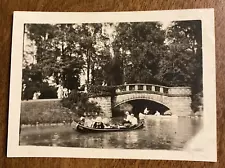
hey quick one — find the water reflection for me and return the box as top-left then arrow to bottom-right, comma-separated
20,117 -> 202,150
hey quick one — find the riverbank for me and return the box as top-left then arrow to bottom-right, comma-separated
19,117 -> 202,150
20,99 -> 77,125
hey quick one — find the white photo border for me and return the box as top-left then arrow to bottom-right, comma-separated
7,9 -> 216,162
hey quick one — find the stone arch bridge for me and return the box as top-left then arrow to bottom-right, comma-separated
88,83 -> 192,117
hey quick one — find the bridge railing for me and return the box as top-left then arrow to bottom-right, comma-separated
115,83 -> 191,96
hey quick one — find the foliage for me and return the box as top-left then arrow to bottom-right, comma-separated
87,85 -> 116,97
22,82 -> 57,100
113,22 -> 166,85
165,20 -> 203,111
24,21 -> 203,112
61,90 -> 102,116
159,20 -> 202,87
25,24 -> 86,90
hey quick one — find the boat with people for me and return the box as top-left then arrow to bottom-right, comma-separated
74,121 -> 144,133
139,107 -> 178,119
73,113 -> 144,133
139,112 -> 178,119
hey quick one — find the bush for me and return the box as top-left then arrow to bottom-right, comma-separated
39,84 -> 57,99
87,85 -> 116,97
22,82 -> 57,100
22,85 -> 38,100
61,90 -> 102,117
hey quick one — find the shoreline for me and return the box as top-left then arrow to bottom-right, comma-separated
20,115 -> 203,128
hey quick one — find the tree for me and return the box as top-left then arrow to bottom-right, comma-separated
25,24 -> 85,90
164,20 -> 203,111
112,22 -> 166,85
61,90 -> 102,117
78,23 -> 113,86
160,20 -> 202,88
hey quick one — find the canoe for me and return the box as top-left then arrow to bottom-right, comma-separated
74,122 -> 144,133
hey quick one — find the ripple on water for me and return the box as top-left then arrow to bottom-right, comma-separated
19,117 -> 202,150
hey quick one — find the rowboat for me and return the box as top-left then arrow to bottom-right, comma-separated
74,122 -> 144,133
139,113 -> 178,119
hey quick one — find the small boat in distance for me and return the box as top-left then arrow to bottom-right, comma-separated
139,112 -> 178,119
74,122 -> 144,133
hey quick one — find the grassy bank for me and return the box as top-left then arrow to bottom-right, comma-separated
20,99 -> 77,125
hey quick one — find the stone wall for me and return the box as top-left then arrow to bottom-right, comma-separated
89,96 -> 112,118
167,97 -> 192,116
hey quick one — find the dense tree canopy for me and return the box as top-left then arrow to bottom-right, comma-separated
112,22 -> 167,85
23,21 -> 203,111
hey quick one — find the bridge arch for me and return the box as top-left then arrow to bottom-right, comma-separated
113,93 -> 171,116
114,93 -> 171,109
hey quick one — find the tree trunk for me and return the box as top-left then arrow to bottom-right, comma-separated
86,49 -> 90,88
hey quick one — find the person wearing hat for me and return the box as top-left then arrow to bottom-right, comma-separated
93,116 -> 105,129
124,111 -> 132,121
78,116 -> 85,125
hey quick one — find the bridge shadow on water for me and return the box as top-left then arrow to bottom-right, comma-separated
112,99 -> 170,117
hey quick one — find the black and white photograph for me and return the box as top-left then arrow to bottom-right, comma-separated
7,9 -> 216,162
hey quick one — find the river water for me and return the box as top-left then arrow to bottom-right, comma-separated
20,117 -> 202,150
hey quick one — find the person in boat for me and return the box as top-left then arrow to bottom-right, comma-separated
78,116 -> 85,125
93,116 -> 105,129
139,112 -> 145,120
84,116 -> 94,127
130,114 -> 138,126
102,117 -> 111,128
124,111 -> 132,122
143,107 -> 149,115
154,110 -> 161,116
122,111 -> 132,126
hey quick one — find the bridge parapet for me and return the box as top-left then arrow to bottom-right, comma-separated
115,84 -> 191,96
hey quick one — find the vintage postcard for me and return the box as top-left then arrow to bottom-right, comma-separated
7,9 -> 216,162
